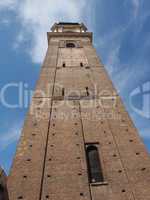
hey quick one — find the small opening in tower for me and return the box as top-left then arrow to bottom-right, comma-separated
80,193 -> 84,196
18,196 -> 23,199
80,62 -> 83,67
62,88 -> 65,96
85,87 -> 89,96
86,145 -> 104,183
66,42 -> 75,48
62,62 -> 66,67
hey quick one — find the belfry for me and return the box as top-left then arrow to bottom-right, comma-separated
7,22 -> 150,200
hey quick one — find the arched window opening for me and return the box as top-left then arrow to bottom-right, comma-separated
86,145 -> 104,183
66,42 -> 76,48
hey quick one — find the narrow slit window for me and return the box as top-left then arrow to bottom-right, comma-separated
85,87 -> 89,96
62,62 -> 66,67
86,145 -> 104,183
62,88 -> 65,96
80,62 -> 83,67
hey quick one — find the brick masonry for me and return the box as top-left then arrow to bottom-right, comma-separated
7,23 -> 150,200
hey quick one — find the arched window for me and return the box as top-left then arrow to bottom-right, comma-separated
86,145 -> 104,183
66,42 -> 76,48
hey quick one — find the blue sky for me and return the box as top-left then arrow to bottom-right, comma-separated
0,0 -> 150,174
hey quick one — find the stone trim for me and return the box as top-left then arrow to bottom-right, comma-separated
47,32 -> 93,44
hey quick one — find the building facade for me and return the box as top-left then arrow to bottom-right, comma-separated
8,22 -> 150,200
0,167 -> 9,200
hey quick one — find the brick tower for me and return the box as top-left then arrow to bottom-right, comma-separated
8,22 -> 150,200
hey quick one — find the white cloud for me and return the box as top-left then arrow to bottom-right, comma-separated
105,45 -> 121,75
95,14 -> 149,94
0,123 -> 22,151
95,25 -> 131,92
132,0 -> 140,18
0,0 -> 18,10
96,22 -> 132,74
13,32 -> 26,49
10,0 -> 86,63
0,0 -> 87,63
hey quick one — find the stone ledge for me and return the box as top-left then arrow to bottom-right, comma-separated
90,181 -> 108,186
47,32 -> 93,44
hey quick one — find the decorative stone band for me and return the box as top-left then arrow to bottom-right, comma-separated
47,32 -> 93,44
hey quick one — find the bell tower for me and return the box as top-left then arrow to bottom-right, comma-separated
7,22 -> 150,200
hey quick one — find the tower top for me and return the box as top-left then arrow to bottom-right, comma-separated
51,22 -> 88,33
47,22 -> 92,44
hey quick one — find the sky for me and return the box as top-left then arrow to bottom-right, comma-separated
0,0 -> 150,174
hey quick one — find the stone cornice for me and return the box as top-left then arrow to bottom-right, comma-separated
47,32 -> 93,44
